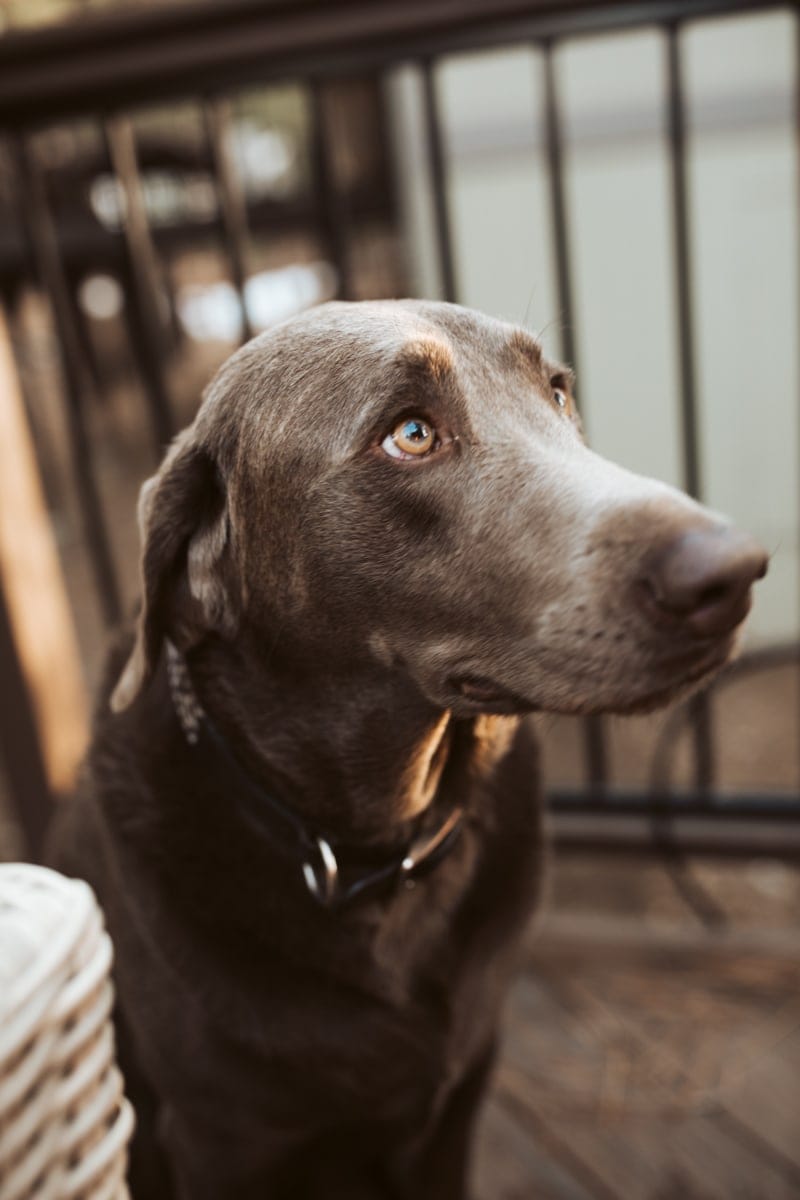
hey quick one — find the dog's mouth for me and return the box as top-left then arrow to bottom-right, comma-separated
448,632 -> 735,718
448,674 -> 538,715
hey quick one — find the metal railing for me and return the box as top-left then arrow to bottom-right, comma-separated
0,0 -> 797,859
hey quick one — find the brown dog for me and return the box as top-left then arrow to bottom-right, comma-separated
53,300 -> 766,1199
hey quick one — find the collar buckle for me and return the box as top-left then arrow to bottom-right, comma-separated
302,837 -> 339,907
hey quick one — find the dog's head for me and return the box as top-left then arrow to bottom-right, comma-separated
112,300 -> 766,718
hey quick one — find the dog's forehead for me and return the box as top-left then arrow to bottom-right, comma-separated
322,299 -> 552,382
264,299 -> 540,377
202,301 -> 562,463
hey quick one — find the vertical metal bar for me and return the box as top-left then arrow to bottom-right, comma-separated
665,23 -> 714,790
665,26 -> 702,500
203,96 -> 254,343
542,40 -> 609,793
795,11 -> 800,798
796,11 -> 800,796
420,59 -> 458,304
104,115 -> 175,454
309,80 -> 353,300
542,44 -> 577,368
0,570 -> 53,861
9,135 -> 121,627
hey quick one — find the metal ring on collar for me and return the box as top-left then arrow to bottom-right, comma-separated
302,837 -> 339,906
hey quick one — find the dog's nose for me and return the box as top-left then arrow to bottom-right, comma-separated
643,525 -> 768,637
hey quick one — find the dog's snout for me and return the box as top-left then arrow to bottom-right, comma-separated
642,525 -> 768,638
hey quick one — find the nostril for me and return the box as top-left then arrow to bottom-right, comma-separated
695,582 -> 731,611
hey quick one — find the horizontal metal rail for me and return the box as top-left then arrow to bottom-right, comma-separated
550,790 -> 800,819
0,0 -> 793,130
0,191 -> 393,280
551,812 -> 800,858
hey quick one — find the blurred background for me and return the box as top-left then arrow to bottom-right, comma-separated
0,0 -> 798,1196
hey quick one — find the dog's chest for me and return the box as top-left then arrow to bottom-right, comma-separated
189,818 -> 531,1113
113,810 -> 532,1138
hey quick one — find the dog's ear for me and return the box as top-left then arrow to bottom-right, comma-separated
110,433 -> 237,712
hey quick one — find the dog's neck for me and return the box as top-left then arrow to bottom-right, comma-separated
175,635 -> 490,841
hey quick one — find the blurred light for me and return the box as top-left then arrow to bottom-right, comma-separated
178,262 -> 338,342
88,124 -> 295,233
234,123 -> 297,199
90,171 -> 217,230
78,274 -> 124,321
90,176 -> 127,230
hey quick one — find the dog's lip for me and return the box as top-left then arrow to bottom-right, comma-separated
447,634 -> 733,718
614,640 -> 734,714
448,674 -> 539,714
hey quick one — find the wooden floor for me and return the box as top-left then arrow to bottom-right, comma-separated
475,857 -> 800,1200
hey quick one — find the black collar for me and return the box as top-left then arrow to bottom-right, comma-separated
165,643 -> 464,910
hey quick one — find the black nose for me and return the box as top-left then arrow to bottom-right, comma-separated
643,525 -> 768,637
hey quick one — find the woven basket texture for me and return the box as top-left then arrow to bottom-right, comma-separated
0,864 -> 133,1200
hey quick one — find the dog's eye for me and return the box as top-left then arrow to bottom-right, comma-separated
553,388 -> 567,410
382,416 -> 437,459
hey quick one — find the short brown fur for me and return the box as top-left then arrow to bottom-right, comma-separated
50,300 -> 764,1200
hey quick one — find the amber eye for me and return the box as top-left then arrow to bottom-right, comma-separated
381,416 -> 437,459
553,388 -> 567,410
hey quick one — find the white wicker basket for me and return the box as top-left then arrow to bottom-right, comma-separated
0,864 -> 134,1200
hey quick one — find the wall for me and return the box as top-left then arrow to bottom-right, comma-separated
389,10 -> 797,645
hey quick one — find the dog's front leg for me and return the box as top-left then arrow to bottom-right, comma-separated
390,1042 -> 497,1200
151,1101 -> 309,1200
